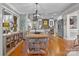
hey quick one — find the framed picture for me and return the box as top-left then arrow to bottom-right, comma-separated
49,20 -> 54,27
42,19 -> 49,29
70,16 -> 77,29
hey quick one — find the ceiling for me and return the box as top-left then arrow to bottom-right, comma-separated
8,3 -> 74,18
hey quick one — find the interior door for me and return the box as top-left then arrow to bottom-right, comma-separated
58,19 -> 64,37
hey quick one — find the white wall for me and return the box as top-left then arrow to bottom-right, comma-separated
59,4 -> 79,40
66,11 -> 79,40
57,4 -> 79,40
19,14 -> 33,32
19,14 -> 26,32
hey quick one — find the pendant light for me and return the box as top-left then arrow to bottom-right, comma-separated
33,3 -> 38,21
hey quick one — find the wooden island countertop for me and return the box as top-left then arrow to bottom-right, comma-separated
26,34 -> 48,39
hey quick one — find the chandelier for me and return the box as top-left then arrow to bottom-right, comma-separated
33,3 -> 39,21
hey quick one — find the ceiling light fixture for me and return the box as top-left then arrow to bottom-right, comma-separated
33,3 -> 39,21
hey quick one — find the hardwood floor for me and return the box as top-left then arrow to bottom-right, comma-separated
9,40 -> 25,56
48,35 -> 66,56
9,35 -> 75,56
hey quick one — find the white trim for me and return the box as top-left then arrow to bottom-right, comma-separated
6,3 -> 20,15
0,4 -> 3,56
1,4 -> 19,16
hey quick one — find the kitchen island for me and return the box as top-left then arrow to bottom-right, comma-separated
26,33 -> 49,56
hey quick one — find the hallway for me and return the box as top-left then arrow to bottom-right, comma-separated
0,3 -> 79,56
